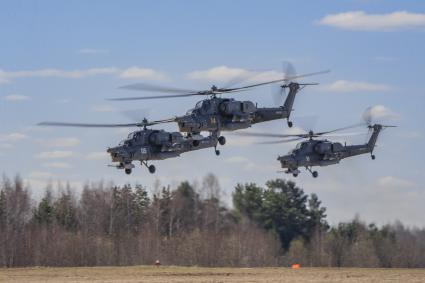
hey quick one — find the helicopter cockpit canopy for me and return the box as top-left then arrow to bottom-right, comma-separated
119,131 -> 143,146
288,141 -> 306,155
186,99 -> 209,115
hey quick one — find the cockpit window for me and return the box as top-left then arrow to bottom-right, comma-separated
195,101 -> 203,109
289,142 -> 305,154
202,100 -> 209,110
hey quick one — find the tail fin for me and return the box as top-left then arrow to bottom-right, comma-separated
367,124 -> 383,152
283,82 -> 300,115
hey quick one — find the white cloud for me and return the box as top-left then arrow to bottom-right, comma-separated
318,80 -> 391,92
85,151 -> 109,160
0,66 -> 167,84
28,171 -> 54,179
187,66 -> 282,84
36,151 -> 73,159
42,162 -> 73,169
37,137 -> 80,147
317,11 -> 425,31
188,66 -> 252,82
119,67 -> 167,81
78,48 -> 109,55
0,132 -> 28,142
362,105 -> 399,122
3,94 -> 30,101
0,67 -> 118,82
377,176 -> 415,189
91,104 -> 116,112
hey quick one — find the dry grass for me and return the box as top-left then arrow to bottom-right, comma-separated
1,266 -> 425,283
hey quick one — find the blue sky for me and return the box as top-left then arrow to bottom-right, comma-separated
1,0 -> 424,226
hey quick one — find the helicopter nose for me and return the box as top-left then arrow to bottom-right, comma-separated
107,147 -> 122,159
278,156 -> 294,166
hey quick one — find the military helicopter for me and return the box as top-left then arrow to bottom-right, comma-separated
235,122 -> 395,178
38,118 -> 219,175
109,64 -> 330,146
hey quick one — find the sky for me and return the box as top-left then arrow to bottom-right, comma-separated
1,0 -> 424,226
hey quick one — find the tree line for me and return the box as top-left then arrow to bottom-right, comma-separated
0,174 -> 424,267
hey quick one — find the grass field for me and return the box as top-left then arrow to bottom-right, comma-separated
1,266 -> 425,283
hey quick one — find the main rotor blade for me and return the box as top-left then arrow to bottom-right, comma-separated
119,83 -> 198,94
38,122 -> 142,128
147,118 -> 177,126
225,69 -> 330,92
285,70 -> 331,81
235,123 -> 365,140
38,118 -> 176,128
321,132 -> 365,137
315,123 -> 365,136
257,137 -> 304,144
108,93 -> 201,101
233,131 -> 307,138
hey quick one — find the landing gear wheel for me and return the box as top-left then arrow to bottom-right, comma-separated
148,165 -> 156,174
292,173 -> 298,177
287,121 -> 293,128
371,155 -> 376,160
192,140 -> 200,147
215,149 -> 220,156
218,136 -> 226,146
312,171 -> 318,178
125,169 -> 132,175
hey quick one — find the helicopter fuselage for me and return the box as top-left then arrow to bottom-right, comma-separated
278,124 -> 383,177
176,97 -> 290,134
279,140 -> 373,168
107,128 -> 217,173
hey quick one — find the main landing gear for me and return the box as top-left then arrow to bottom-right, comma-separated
306,167 -> 319,178
286,168 -> 300,177
213,134 -> 226,156
141,161 -> 156,174
371,154 -> 376,160
287,121 -> 293,128
121,162 -> 135,175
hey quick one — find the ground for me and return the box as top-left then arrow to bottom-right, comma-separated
1,266 -> 425,283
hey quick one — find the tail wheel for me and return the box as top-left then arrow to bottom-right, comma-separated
371,155 -> 376,160
215,149 -> 220,156
148,165 -> 156,174
287,121 -> 293,128
125,169 -> 132,175
218,136 -> 226,145
292,173 -> 298,177
312,171 -> 318,178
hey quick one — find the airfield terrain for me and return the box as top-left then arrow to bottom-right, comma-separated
1,266 -> 425,283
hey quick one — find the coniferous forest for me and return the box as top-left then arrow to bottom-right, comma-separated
0,174 -> 424,268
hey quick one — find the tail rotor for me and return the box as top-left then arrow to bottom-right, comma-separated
272,61 -> 297,106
